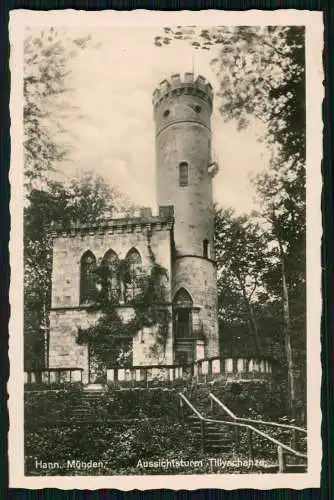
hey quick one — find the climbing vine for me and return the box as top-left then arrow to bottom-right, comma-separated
77,236 -> 171,369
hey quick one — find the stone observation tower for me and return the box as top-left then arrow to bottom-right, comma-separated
153,73 -> 220,362
45,72 -> 274,385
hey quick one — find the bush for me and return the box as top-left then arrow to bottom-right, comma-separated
25,419 -> 198,475
185,379 -> 285,420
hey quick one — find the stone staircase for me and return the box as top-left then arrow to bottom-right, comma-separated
69,386 -> 178,422
182,393 -> 308,473
182,395 -> 234,453
186,414 -> 233,453
71,391 -> 107,421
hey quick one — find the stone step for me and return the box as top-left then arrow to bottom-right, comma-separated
204,437 -> 231,443
191,431 -> 230,437
191,427 -> 231,435
205,445 -> 231,452
79,395 -> 105,400
191,431 -> 232,439
188,413 -> 234,453
192,435 -> 231,442
189,423 -> 227,429
190,424 -> 233,433
187,417 -> 225,425
193,437 -> 232,445
83,384 -> 105,392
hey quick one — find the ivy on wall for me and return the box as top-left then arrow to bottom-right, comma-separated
77,237 -> 171,369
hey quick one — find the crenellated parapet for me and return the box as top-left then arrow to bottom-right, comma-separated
50,206 -> 174,238
152,72 -> 213,109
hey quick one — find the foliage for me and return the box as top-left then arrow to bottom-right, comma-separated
213,198 -> 305,415
214,207 -> 282,357
215,208 -> 268,296
23,27 -> 110,368
24,388 -> 198,475
24,383 -> 305,476
252,161 -> 306,418
156,25 -> 306,415
24,27 -> 92,190
24,172 -> 128,369
24,387 -> 179,423
155,25 -> 305,167
77,247 -> 170,369
25,418 -> 198,475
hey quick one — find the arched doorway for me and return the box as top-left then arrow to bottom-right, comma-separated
173,288 -> 195,366
173,288 -> 193,339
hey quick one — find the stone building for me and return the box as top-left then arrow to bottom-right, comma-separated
49,73 -> 220,384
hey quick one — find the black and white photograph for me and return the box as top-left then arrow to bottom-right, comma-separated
9,10 -> 323,489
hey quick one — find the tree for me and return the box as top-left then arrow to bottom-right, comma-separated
24,27 -> 92,191
24,186 -> 66,369
252,165 -> 306,420
215,207 -> 270,356
24,172 -> 129,369
155,26 -> 305,168
156,26 -> 306,418
23,29 -> 135,368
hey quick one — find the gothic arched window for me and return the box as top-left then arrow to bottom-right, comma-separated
173,288 -> 193,339
102,249 -> 120,302
80,251 -> 97,304
125,248 -> 142,302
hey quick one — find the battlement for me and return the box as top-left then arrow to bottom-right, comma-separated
152,73 -> 213,108
50,206 -> 174,237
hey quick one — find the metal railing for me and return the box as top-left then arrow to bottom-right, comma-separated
209,392 -> 307,452
179,392 -> 307,473
209,392 -> 307,433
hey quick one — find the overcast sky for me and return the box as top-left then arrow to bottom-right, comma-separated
43,26 -> 271,214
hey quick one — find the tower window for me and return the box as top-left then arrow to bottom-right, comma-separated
203,239 -> 209,258
195,105 -> 202,113
179,162 -> 188,187
163,109 -> 170,118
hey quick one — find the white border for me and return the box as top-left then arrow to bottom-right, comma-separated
9,9 -> 323,490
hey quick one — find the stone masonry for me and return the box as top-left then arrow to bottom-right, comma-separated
48,73 -> 220,383
153,73 -> 220,359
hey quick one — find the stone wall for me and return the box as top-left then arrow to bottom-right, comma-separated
49,306 -> 173,383
49,308 -> 97,384
155,120 -> 215,258
132,306 -> 173,365
49,224 -> 173,381
172,256 -> 219,357
186,378 -> 282,420
51,224 -> 172,309
153,74 -> 215,260
118,306 -> 173,366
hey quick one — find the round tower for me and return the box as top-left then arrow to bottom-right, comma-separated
153,73 -> 220,362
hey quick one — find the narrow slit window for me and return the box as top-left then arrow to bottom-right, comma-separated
203,239 -> 209,258
179,162 -> 188,187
